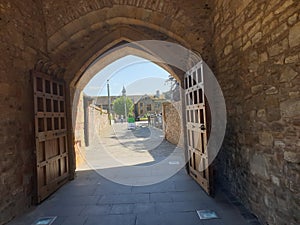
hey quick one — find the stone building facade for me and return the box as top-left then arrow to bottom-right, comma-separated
135,95 -> 167,118
0,1 -> 299,225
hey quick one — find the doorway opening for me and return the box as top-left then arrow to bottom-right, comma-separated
73,52 -> 186,187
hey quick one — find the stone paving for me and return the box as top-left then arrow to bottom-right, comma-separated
8,123 -> 260,225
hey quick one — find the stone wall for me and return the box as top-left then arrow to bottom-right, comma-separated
213,0 -> 300,224
74,92 -> 86,167
87,104 -> 110,144
74,92 -> 85,147
74,93 -> 110,167
162,102 -> 184,148
0,1 -> 47,224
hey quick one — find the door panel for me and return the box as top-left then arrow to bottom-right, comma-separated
33,71 -> 69,203
185,62 -> 211,194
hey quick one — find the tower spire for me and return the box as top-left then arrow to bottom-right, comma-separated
122,86 -> 126,96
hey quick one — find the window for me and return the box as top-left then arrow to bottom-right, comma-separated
147,104 -> 152,111
140,102 -> 143,107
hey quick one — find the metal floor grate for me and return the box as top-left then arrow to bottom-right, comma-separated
196,210 -> 219,220
32,217 -> 57,225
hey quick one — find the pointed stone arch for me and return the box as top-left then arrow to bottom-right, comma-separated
45,2 -> 214,82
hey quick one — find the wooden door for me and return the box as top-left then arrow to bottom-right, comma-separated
184,61 -> 211,194
33,71 -> 69,202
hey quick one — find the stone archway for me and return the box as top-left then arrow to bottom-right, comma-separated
44,0 -> 214,83
2,1 -> 299,224
69,38 -> 192,177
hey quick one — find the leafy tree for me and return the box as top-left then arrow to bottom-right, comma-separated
165,75 -> 180,101
112,96 -> 133,117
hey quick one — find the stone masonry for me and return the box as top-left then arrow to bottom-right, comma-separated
74,93 -> 110,167
0,1 -> 47,224
162,102 -> 184,148
0,0 -> 299,225
213,0 -> 300,224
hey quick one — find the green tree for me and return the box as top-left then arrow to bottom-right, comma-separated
112,96 -> 134,117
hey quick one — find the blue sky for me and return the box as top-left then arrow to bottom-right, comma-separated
83,55 -> 172,96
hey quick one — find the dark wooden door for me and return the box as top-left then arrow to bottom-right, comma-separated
184,61 -> 211,194
33,71 -> 69,202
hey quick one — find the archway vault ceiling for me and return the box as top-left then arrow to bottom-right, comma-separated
42,1 -> 213,85
43,0 -> 212,38
55,25 -> 201,85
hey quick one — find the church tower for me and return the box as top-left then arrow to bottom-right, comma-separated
122,86 -> 126,96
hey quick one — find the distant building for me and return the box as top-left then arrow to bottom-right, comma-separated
85,88 -> 168,119
90,95 -> 142,112
135,94 -> 168,118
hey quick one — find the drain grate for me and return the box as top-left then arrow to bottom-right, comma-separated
32,217 -> 57,225
196,210 -> 219,220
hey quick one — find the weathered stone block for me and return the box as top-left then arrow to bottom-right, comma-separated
259,52 -> 268,63
266,107 -> 281,122
268,38 -> 288,56
274,0 -> 294,15
244,17 -> 257,32
221,24 -> 232,38
280,100 -> 300,117
257,109 -> 266,119
262,12 -> 274,26
248,22 -> 261,38
259,132 -> 274,146
233,38 -> 242,48
287,13 -> 298,25
289,22 -> 300,48
273,54 -> 285,65
280,66 -> 298,82
284,151 -> 300,163
263,20 -> 279,36
274,140 -> 286,148
251,84 -> 263,94
265,86 -> 278,95
236,0 -> 252,15
248,62 -> 259,72
252,32 -> 262,44
288,91 -> 299,98
224,44 -> 233,55
271,23 -> 288,41
250,153 -> 270,179
242,40 -> 252,51
285,54 -> 298,64
249,50 -> 258,62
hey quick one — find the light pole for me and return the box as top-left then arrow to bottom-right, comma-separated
107,80 -> 111,125
124,98 -> 127,122
122,86 -> 127,122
